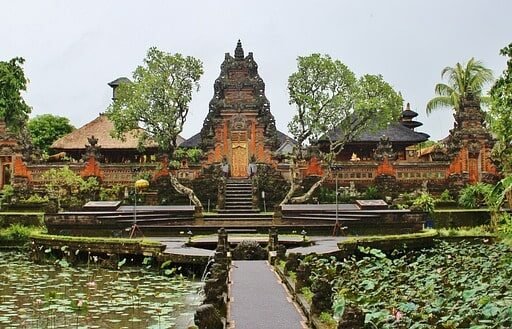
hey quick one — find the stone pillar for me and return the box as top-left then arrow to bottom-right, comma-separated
216,228 -> 228,255
268,226 -> 278,251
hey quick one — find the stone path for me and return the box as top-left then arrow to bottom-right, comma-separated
287,236 -> 351,256
229,260 -> 307,329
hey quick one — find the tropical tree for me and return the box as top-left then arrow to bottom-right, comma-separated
426,58 -> 493,115
42,166 -> 99,210
488,43 -> 512,175
27,114 -> 75,153
106,47 -> 204,208
488,43 -> 512,215
0,57 -> 31,131
281,54 -> 402,205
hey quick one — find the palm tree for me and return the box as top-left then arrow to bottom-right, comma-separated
426,58 -> 494,115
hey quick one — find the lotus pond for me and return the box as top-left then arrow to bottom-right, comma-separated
300,239 -> 512,328
0,251 -> 203,328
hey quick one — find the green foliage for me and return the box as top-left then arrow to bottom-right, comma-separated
411,192 -> 436,213
437,189 -> 455,202
27,114 -> 75,153
318,312 -> 337,328
106,47 -> 203,155
0,57 -> 31,131
426,57 -> 494,114
0,184 -> 14,204
41,166 -> 100,210
489,43 -> 512,174
173,147 -> 203,163
497,212 -> 512,236
0,224 -> 41,243
288,54 -> 402,153
283,53 -> 401,204
363,186 -> 381,200
99,184 -> 123,201
437,225 -> 493,237
301,286 -> 314,303
304,241 -> 512,328
255,164 -> 289,209
458,183 -> 494,209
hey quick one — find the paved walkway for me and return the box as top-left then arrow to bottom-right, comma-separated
287,236 -> 350,255
229,261 -> 307,329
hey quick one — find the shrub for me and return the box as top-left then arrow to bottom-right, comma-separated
0,224 -> 41,243
363,186 -> 381,200
458,183 -> 494,209
411,192 -> 435,213
437,189 -> 455,202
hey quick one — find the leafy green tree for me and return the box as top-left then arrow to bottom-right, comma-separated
282,54 -> 402,205
42,166 -> 99,210
27,114 -> 75,153
0,57 -> 31,131
426,58 -> 493,115
489,43 -> 512,175
106,47 -> 204,208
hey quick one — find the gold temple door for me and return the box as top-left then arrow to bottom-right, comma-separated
231,131 -> 248,177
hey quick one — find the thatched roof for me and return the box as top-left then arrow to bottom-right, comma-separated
51,114 -> 184,150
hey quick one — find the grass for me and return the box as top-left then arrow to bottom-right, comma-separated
340,230 -> 439,245
29,232 -> 162,247
437,225 -> 494,237
301,286 -> 313,303
0,224 -> 44,244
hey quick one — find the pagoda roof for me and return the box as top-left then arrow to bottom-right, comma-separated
107,77 -> 131,87
51,114 -> 184,150
401,103 -> 419,119
325,122 -> 429,145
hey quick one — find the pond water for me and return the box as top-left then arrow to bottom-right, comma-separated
0,251 -> 203,328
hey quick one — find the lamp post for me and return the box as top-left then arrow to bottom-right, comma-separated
130,178 -> 149,238
330,164 -> 343,236
301,229 -> 307,242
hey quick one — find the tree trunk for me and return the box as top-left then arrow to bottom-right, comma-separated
280,155 -> 330,205
280,157 -> 299,206
290,173 -> 328,204
169,174 -> 203,210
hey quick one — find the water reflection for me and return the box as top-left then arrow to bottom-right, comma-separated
0,251 -> 202,328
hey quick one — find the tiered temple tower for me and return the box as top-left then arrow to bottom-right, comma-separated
446,93 -> 499,183
190,40 -> 280,177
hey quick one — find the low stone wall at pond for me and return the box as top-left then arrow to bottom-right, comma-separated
194,228 -> 230,329
431,209 -> 491,228
29,233 -> 165,268
0,213 -> 44,228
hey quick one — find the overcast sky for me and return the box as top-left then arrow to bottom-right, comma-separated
1,0 -> 510,141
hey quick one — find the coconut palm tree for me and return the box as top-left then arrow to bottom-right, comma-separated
426,58 -> 494,115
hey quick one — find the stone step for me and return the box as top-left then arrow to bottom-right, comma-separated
226,200 -> 253,205
225,196 -> 253,201
204,214 -> 273,221
226,187 -> 252,193
217,208 -> 260,214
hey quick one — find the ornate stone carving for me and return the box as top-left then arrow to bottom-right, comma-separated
82,135 -> 104,162
373,135 -> 397,161
199,40 -> 279,153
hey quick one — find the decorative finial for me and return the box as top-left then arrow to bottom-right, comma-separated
406,103 -> 410,111
234,39 -> 244,59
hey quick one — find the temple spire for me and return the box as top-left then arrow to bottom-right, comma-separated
234,40 -> 244,59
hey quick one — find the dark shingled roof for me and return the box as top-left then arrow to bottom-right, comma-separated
326,122 -> 429,144
108,77 -> 131,87
180,132 -> 202,148
180,129 -> 295,148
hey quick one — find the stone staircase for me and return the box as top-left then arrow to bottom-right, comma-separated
204,179 -> 273,223
222,179 -> 255,213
